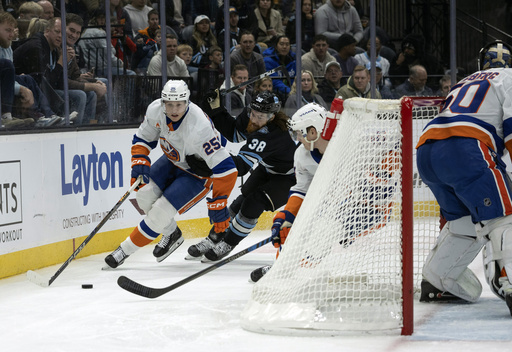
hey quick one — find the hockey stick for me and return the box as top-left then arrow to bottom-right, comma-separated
117,236 -> 272,298
219,65 -> 287,96
26,177 -> 142,287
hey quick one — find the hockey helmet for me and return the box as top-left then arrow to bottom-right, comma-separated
161,79 -> 190,103
288,103 -> 328,138
250,91 -> 281,115
478,40 -> 512,70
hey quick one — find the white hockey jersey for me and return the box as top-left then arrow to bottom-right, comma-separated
132,99 -> 238,198
417,68 -> 512,156
284,145 -> 323,217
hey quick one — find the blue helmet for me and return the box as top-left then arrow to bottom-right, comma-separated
478,40 -> 512,70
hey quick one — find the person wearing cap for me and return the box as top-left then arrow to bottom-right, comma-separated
314,0 -> 363,48
365,61 -> 394,99
336,64 -> 381,99
188,14 -> 218,68
318,60 -> 343,105
123,0 -> 153,37
333,33 -> 359,84
301,34 -> 336,79
216,7 -> 243,52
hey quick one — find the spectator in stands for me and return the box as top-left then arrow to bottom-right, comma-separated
359,14 -> 393,52
301,34 -> 336,79
188,15 -> 218,68
25,17 -> 48,39
366,61 -> 394,99
263,35 -> 296,99
109,0 -> 134,40
147,33 -> 189,77
217,6 -> 242,53
285,0 -> 315,52
132,28 -> 160,74
333,33 -> 359,84
215,0 -> 258,37
220,64 -> 251,116
252,76 -> 273,98
0,12 -> 70,127
1,58 -> 35,128
124,0 -> 153,37
355,36 -> 391,87
254,0 -> 285,48
436,74 -> 452,97
336,64 -> 381,99
132,9 -> 161,72
389,33 -> 444,88
36,1 -> 54,20
183,0 -> 218,27
64,13 -> 108,125
78,12 -> 136,76
394,64 -> 434,97
284,69 -> 327,116
318,60 -> 343,106
204,46 -> 224,74
230,31 -> 266,79
177,43 -> 196,74
314,0 -> 363,48
17,2 -> 43,20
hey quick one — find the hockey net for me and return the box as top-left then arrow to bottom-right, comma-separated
241,97 -> 444,336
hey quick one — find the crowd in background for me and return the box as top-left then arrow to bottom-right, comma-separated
1,0 -> 453,130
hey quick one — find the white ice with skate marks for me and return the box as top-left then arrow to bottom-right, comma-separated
1,230 -> 512,352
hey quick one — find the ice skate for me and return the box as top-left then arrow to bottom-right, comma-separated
153,227 -> 184,262
419,279 -> 465,303
104,246 -> 129,269
186,228 -> 225,260
203,240 -> 233,262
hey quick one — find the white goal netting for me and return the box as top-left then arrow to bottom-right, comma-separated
241,97 -> 443,335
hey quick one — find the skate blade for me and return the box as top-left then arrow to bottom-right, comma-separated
184,254 -> 203,261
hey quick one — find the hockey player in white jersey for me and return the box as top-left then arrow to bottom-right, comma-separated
416,40 -> 512,315
251,102 -> 330,282
104,80 -> 238,268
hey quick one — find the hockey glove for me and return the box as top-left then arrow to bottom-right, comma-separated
186,154 -> 213,177
131,154 -> 151,190
207,196 -> 230,233
205,89 -> 221,110
271,210 -> 295,248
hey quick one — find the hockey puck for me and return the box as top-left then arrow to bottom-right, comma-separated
81,284 -> 93,289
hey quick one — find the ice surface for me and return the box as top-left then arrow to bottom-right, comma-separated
1,230 -> 511,352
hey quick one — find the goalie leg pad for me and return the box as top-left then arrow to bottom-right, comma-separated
135,180 -> 163,214
422,217 -> 484,302
481,215 -> 512,299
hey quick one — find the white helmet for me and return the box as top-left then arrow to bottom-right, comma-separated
288,103 -> 327,138
161,80 -> 190,103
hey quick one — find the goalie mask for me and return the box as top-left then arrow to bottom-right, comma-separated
288,103 -> 327,147
478,40 -> 512,70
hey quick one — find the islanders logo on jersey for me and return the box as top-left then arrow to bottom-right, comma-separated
160,137 -> 181,162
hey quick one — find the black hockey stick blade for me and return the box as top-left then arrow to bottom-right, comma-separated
117,236 -> 272,299
219,66 -> 286,96
26,177 -> 142,287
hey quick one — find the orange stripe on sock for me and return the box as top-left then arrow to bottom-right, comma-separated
501,267 -> 508,278
129,227 -> 154,247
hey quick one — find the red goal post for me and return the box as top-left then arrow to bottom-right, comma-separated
241,97 -> 445,336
